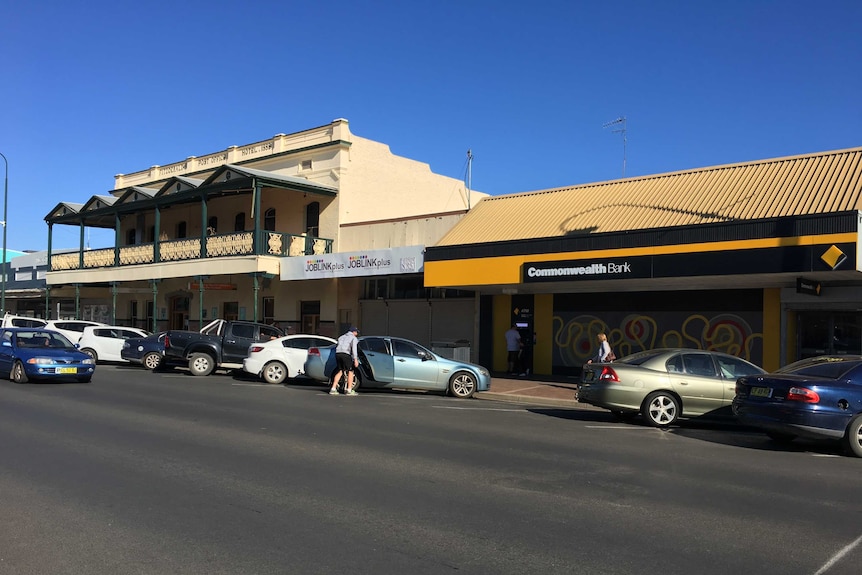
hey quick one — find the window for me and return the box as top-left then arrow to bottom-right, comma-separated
207,216 -> 218,235
364,278 -> 389,299
393,275 -> 426,299
224,301 -> 238,321
301,159 -> 313,170
234,212 -> 245,232
127,228 -> 137,245
177,221 -> 187,239
682,354 -> 717,377
393,339 -> 429,359
258,326 -> 281,341
716,356 -> 761,379
231,323 -> 254,339
264,208 -> 276,231
360,338 -> 391,355
147,226 -> 155,242
306,202 -> 320,236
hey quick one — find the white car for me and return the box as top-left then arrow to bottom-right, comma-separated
1,313 -> 48,328
44,319 -> 107,343
77,325 -> 150,363
244,334 -> 337,384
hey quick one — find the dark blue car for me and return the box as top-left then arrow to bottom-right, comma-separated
121,332 -> 166,370
733,355 -> 862,457
0,328 -> 96,383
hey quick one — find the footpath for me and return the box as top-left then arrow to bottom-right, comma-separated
475,373 -> 587,409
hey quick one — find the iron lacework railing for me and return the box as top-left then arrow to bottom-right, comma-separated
49,231 -> 333,271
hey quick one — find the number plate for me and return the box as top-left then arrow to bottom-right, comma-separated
56,367 -> 77,374
750,386 -> 772,398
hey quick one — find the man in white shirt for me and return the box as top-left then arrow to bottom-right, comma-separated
330,326 -> 360,395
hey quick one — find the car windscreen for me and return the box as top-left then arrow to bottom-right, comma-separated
615,349 -> 665,366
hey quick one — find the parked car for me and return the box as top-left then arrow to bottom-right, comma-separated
121,332 -> 167,370
77,326 -> 150,363
244,334 -> 337,384
0,328 -> 95,383
304,335 -> 491,398
1,313 -> 47,329
578,348 -> 766,427
43,319 -> 107,343
733,355 -> 862,456
163,319 -> 284,376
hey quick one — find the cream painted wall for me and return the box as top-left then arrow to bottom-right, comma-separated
337,213 -> 474,251
337,135 -> 488,226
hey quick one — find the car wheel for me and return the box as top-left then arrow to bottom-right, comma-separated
81,348 -> 97,362
642,391 -> 679,427
77,376 -> 92,383
843,414 -> 862,457
189,353 -> 215,376
263,361 -> 288,385
143,352 -> 162,371
449,371 -> 477,398
11,360 -> 29,383
766,431 -> 797,444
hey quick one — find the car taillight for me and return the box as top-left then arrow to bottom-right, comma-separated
308,347 -> 320,356
164,334 -> 170,349
249,346 -> 264,353
598,366 -> 620,382
787,386 -> 820,403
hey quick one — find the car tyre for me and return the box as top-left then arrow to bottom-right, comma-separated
843,414 -> 862,457
11,360 -> 29,383
642,391 -> 679,427
81,348 -> 98,362
263,361 -> 288,385
189,352 -> 215,376
143,352 -> 162,371
449,370 -> 477,399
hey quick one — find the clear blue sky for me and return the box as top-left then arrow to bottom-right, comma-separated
2,0 -> 860,251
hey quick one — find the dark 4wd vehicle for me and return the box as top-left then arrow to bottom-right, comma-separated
163,319 -> 283,376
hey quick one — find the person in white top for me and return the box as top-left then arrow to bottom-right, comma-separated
587,333 -> 612,364
504,324 -> 523,375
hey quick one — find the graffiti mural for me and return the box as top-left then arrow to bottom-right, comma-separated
553,311 -> 763,369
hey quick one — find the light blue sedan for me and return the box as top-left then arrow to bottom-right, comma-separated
305,335 -> 491,398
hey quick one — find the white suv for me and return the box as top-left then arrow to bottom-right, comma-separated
44,320 -> 107,344
77,326 -> 150,362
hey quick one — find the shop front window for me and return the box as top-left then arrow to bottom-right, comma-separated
798,312 -> 862,358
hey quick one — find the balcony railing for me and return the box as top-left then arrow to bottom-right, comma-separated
50,231 -> 333,271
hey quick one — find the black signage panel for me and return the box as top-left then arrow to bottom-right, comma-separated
796,277 -> 821,296
522,243 -> 856,283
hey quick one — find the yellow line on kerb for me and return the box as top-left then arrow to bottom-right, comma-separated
424,232 -> 857,286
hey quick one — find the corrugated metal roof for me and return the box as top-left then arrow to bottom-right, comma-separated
435,147 -> 862,246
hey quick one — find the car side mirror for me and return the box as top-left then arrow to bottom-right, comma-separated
418,351 -> 430,361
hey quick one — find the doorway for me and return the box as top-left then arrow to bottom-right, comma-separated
301,301 -> 320,334
798,311 -> 862,358
170,296 -> 189,330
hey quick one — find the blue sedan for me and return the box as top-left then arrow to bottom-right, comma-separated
305,335 -> 491,398
0,328 -> 96,383
733,355 -> 862,456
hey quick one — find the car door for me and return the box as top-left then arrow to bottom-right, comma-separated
0,330 -> 12,376
666,352 -> 725,416
391,338 -> 441,390
91,328 -> 125,361
222,324 -> 256,363
358,337 -> 394,384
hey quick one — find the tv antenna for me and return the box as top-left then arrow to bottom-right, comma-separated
465,149 -> 473,209
603,116 -> 627,177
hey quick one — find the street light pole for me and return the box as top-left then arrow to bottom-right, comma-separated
0,151 -> 7,315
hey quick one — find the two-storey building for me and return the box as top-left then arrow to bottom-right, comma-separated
45,119 -> 487,346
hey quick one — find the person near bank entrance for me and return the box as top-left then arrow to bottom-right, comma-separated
330,326 -> 360,396
505,323 -> 523,375
587,332 -> 613,364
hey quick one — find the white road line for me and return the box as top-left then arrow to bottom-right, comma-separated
813,532 -> 862,575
